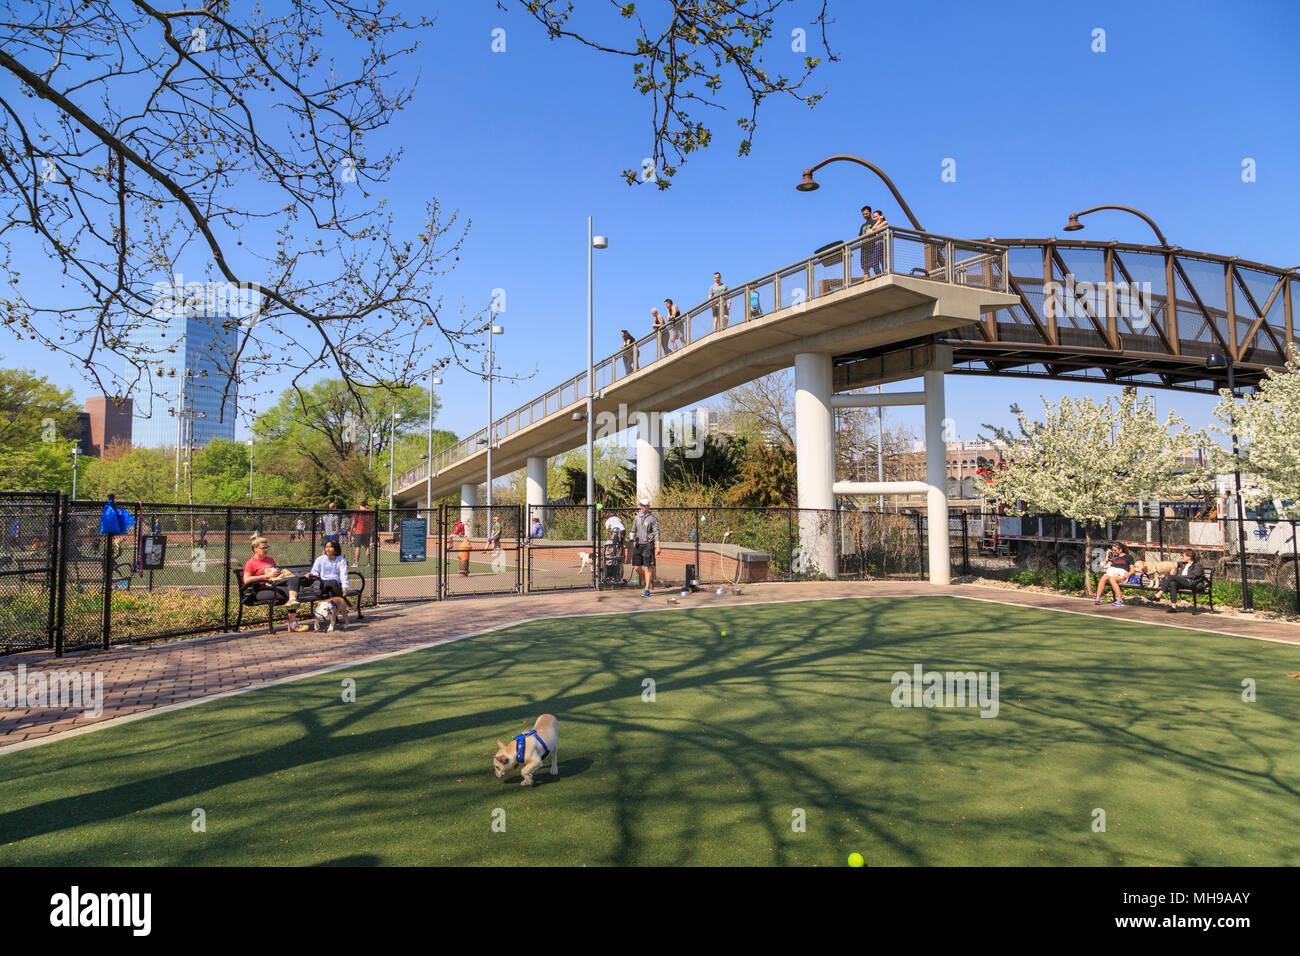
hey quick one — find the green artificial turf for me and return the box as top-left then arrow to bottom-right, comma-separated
2,595 -> 1298,866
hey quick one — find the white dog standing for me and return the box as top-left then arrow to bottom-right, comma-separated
493,714 -> 559,786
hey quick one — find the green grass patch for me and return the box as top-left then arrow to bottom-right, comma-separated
1,596 -> 1298,866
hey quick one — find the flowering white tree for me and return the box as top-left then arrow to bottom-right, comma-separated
1210,350 -> 1300,518
980,391 -> 1207,591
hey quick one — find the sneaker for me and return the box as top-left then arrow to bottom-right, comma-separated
283,598 -> 300,609
1112,600 -> 1125,607
642,589 -> 651,597
1165,606 -> 1178,614
1094,598 -> 1102,605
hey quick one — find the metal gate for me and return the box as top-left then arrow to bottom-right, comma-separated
525,505 -> 597,593
441,504 -> 522,598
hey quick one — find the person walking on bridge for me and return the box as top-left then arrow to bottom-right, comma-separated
709,272 -> 729,332
632,497 -> 661,596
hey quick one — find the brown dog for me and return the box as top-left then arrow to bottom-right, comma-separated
311,596 -> 350,631
493,714 -> 559,786
1131,559 -> 1179,588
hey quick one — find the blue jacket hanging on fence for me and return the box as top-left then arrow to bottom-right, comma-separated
98,499 -> 136,535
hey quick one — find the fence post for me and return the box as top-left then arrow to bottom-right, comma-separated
310,508 -> 317,561
436,504 -> 444,601
694,508 -> 701,586
45,492 -> 61,650
1292,520 -> 1299,614
223,506 -> 233,632
787,507 -> 794,580
101,527 -> 113,649
961,512 -> 970,576
54,495 -> 70,657
915,512 -> 925,578
372,508 -> 380,607
1158,513 -> 1164,560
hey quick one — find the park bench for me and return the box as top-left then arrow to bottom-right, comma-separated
1120,567 -> 1215,612
232,568 -> 367,634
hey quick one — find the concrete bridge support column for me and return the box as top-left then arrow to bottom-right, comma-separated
636,419 -> 663,504
923,370 -> 951,586
794,352 -> 837,578
526,456 -> 547,529
460,483 -> 478,536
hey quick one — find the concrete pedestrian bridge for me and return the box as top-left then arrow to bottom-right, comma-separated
395,226 -> 1298,584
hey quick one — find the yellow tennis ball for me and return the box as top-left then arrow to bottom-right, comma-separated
720,630 -> 727,637
847,852 -> 864,867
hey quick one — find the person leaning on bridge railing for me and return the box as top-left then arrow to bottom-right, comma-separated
858,205 -> 875,272
709,272 -> 729,332
620,329 -> 636,375
664,299 -> 685,350
868,209 -> 889,276
651,307 -> 670,355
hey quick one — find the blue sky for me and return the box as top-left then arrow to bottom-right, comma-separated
5,0 -> 1299,454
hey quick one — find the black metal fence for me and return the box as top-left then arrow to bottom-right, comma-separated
950,510 -> 1300,613
5,495 -> 1291,657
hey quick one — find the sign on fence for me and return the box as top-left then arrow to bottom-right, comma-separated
400,519 -> 427,562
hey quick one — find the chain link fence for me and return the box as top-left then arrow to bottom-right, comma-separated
5,495 -> 1292,657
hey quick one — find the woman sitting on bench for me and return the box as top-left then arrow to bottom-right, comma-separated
1161,549 -> 1206,613
243,535 -> 302,629
309,539 -> 350,602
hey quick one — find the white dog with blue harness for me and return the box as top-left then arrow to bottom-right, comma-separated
493,714 -> 559,786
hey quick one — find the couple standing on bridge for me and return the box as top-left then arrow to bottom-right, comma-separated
860,205 -> 889,276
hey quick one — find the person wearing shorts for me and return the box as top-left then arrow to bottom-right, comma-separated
352,501 -> 374,565
632,497 -> 661,596
664,299 -> 684,350
1094,541 -> 1132,605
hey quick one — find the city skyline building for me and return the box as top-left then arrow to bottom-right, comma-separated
124,306 -> 239,449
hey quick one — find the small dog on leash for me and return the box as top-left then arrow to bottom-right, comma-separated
312,596 -> 350,632
493,714 -> 559,786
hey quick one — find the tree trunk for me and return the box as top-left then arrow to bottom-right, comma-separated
1084,528 -> 1093,594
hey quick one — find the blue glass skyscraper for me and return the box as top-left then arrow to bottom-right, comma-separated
125,306 -> 239,449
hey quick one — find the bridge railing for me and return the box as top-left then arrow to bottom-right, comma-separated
400,227 -> 1009,489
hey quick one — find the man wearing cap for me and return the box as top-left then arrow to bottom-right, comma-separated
632,497 -> 661,596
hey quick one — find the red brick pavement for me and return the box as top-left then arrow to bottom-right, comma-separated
1,581 -> 1297,753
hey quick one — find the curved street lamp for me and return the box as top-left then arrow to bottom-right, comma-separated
1205,351 -> 1252,611
796,155 -> 924,232
1062,204 -> 1171,248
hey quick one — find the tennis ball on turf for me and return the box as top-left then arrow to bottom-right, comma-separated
720,629 -> 727,637
848,853 -> 864,867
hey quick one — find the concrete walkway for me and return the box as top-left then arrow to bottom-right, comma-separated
2,581 -> 1297,753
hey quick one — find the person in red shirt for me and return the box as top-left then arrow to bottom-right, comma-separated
243,535 -> 303,629
352,500 -> 374,566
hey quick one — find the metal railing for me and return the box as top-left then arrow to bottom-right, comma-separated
399,227 -> 1009,489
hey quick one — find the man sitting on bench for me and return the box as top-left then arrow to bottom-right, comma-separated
1161,549 -> 1206,613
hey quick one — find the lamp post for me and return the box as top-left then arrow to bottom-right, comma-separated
485,324 -> 504,528
587,219 -> 608,540
246,439 -> 254,499
795,155 -> 924,231
71,444 -> 80,500
1206,351 -> 1252,610
426,371 -> 443,516
388,410 -> 402,532
1061,204 -> 1170,247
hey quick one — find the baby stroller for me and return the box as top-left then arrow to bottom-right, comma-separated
600,526 -> 627,587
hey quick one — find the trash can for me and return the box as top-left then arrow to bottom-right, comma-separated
458,537 -> 472,576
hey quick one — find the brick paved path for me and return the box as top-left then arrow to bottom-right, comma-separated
2,581 -> 1297,753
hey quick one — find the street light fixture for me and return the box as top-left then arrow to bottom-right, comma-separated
587,219 -> 608,539
388,410 -> 403,532
485,325 -> 504,528
1061,204 -> 1171,247
71,444 -> 80,500
1206,351 -> 1252,610
426,372 -> 444,516
795,155 -> 924,231
246,438 -> 254,500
